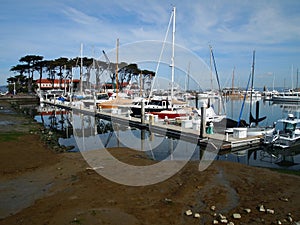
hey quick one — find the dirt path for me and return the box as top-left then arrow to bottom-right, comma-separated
0,102 -> 299,225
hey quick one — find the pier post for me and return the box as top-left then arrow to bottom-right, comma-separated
141,100 -> 145,124
200,106 -> 206,138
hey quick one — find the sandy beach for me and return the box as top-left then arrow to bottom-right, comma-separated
0,102 -> 299,225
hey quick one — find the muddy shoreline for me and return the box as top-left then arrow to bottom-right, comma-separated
0,102 -> 299,224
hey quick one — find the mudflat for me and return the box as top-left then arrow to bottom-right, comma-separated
0,103 -> 299,225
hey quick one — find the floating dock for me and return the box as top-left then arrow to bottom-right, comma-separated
41,100 -> 262,151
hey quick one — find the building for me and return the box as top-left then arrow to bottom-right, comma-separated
35,79 -> 80,91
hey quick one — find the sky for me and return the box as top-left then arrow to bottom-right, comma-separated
1,0 -> 300,90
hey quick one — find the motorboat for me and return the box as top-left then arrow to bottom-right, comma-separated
264,114 -> 300,148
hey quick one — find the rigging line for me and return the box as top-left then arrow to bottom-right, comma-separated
149,8 -> 174,98
209,45 -> 226,114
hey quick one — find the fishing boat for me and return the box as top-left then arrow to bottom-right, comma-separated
264,114 -> 300,148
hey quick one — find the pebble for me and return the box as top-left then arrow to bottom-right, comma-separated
232,213 -> 241,219
220,218 -> 228,223
277,220 -> 282,224
211,205 -> 216,211
213,220 -> 219,224
287,216 -> 293,222
279,197 -> 289,202
185,209 -> 192,216
228,222 -> 234,225
194,213 -> 200,218
244,208 -> 251,213
266,209 -> 275,214
219,214 -> 226,220
258,204 -> 265,212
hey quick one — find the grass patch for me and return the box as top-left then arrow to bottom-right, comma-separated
269,168 -> 300,176
0,132 -> 24,142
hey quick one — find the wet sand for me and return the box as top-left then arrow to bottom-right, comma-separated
0,103 -> 299,224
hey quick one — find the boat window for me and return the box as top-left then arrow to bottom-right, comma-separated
284,122 -> 296,132
97,94 -> 109,100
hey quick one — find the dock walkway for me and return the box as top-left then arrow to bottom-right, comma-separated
41,100 -> 262,150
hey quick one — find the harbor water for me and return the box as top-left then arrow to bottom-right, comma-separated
34,98 -> 300,171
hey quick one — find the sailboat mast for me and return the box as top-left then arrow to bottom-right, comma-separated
116,38 -> 119,95
80,43 -> 83,94
249,50 -> 255,124
171,6 -> 176,110
232,67 -> 235,94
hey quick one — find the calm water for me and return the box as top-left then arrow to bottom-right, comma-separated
34,98 -> 300,171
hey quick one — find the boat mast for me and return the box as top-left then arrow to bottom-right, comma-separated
170,6 -> 176,111
116,38 -> 119,95
80,43 -> 83,94
232,67 -> 235,95
249,50 -> 255,124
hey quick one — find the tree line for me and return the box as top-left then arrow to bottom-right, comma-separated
7,54 -> 155,94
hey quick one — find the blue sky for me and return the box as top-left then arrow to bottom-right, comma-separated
1,0 -> 300,90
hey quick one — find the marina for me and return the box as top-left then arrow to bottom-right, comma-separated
36,95 -> 300,171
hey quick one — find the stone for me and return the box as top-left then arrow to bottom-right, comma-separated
213,220 -> 219,224
228,222 -> 234,225
219,214 -> 226,219
194,213 -> 200,218
232,213 -> 241,219
266,209 -> 275,214
185,209 -> 192,216
277,220 -> 282,225
287,216 -> 293,222
258,204 -> 265,212
211,205 -> 216,211
244,208 -> 251,213
279,197 -> 289,202
220,219 -> 228,223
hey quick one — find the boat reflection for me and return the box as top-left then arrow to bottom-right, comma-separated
35,106 -> 300,171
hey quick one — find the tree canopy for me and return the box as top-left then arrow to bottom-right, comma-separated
7,54 -> 155,94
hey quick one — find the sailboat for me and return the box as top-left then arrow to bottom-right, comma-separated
130,7 -> 189,119
237,51 -> 275,137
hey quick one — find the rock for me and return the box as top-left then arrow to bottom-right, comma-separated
164,198 -> 172,204
266,209 -> 275,214
213,220 -> 219,224
287,216 -> 293,222
194,213 -> 200,218
211,205 -> 216,211
228,222 -> 234,225
277,220 -> 282,224
185,209 -> 192,216
232,213 -> 241,219
219,214 -> 226,219
279,197 -> 289,202
244,208 -> 251,213
220,219 -> 228,223
258,204 -> 265,212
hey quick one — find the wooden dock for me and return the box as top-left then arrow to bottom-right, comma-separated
41,100 -> 263,150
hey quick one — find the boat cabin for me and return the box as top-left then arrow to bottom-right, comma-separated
276,114 -> 300,135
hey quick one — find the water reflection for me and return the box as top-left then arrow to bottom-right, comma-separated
35,105 -> 300,171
